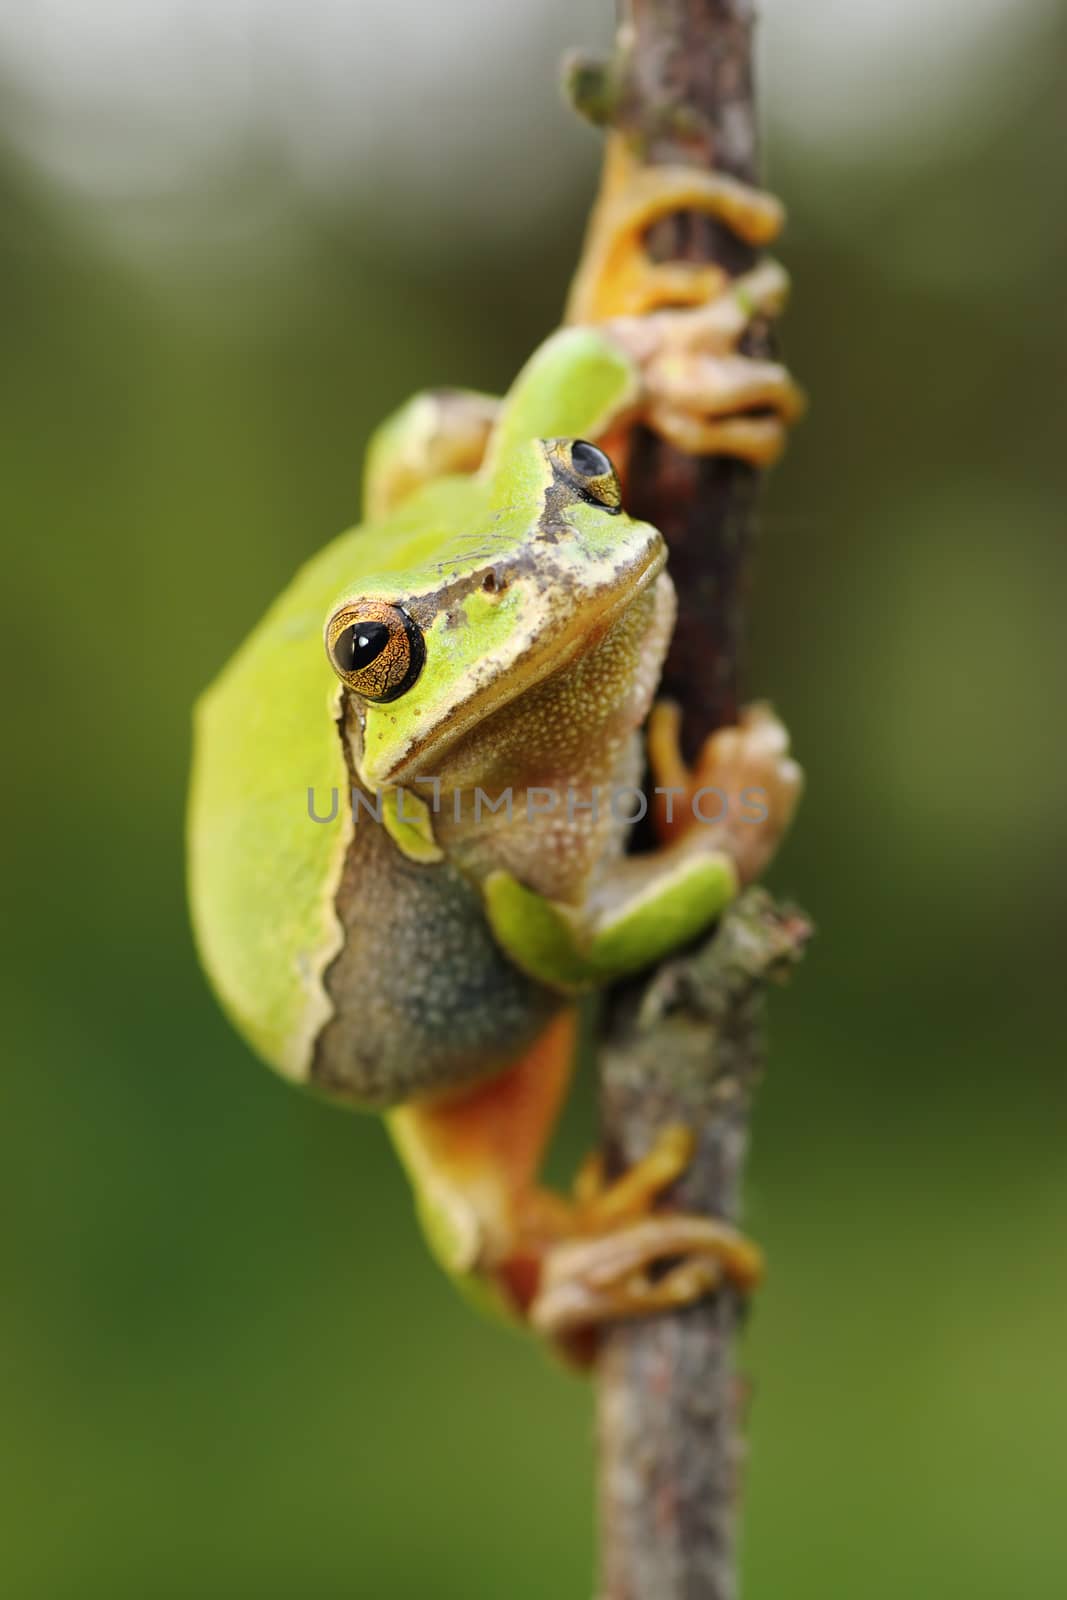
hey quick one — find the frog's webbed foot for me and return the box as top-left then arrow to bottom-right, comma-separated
609,260 -> 805,467
526,1125 -> 763,1343
566,136 -> 804,467
649,700 -> 803,883
363,387 -> 500,519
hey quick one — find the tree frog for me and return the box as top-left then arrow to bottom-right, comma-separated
188,141 -> 803,1346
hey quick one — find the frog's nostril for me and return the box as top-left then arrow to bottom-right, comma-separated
482,569 -> 505,594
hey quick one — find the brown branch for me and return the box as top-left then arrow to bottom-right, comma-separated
568,0 -> 773,752
596,893 -> 809,1600
567,5 -> 810,1597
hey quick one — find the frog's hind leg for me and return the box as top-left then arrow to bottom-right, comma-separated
387,1009 -> 763,1359
386,1008 -> 581,1317
363,388 -> 501,519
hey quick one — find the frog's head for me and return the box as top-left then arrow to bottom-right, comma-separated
324,438 -> 667,789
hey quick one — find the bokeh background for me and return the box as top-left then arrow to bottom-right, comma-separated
4,1 -> 1066,1595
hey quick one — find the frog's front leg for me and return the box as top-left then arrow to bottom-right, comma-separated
363,387 -> 500,519
483,705 -> 801,991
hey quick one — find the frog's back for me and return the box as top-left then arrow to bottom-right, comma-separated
188,514 -> 379,1082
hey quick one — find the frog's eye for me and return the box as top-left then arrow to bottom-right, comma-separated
570,440 -> 612,478
566,439 -> 622,513
325,600 -> 425,702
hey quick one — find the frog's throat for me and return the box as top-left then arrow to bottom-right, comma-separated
357,544 -> 669,790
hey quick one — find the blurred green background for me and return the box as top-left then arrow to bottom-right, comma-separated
3,2 -> 1066,1595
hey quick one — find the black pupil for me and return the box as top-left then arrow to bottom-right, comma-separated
570,440 -> 611,478
335,620 -> 390,674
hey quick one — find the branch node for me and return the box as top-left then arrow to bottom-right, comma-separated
562,49 -> 622,128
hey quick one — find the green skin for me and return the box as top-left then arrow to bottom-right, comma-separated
188,324 -> 741,1294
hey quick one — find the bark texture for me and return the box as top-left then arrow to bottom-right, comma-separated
568,5 -> 810,1597
596,894 -> 808,1600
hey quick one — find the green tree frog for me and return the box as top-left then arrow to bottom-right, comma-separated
188,141 -> 803,1346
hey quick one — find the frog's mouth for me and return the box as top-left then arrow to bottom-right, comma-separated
359,532 -> 668,790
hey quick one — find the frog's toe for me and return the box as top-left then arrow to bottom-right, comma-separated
732,256 -> 794,321
649,700 -> 803,875
649,353 -> 805,424
648,407 -> 793,468
613,260 -> 730,319
529,1212 -> 763,1341
645,348 -> 805,467
656,258 -> 794,350
572,1122 -> 695,1226
606,256 -> 805,466
526,1126 -> 760,1348
688,704 -> 803,881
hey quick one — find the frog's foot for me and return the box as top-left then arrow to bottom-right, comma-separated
566,133 -> 784,324
389,1026 -> 759,1359
484,707 -> 799,995
531,1219 -> 761,1340
609,259 -> 805,467
525,1125 -> 763,1342
649,699 -> 803,881
364,387 -> 500,519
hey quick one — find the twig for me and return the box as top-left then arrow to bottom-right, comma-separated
568,0 -> 772,749
567,4 -> 810,1597
596,894 -> 809,1600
